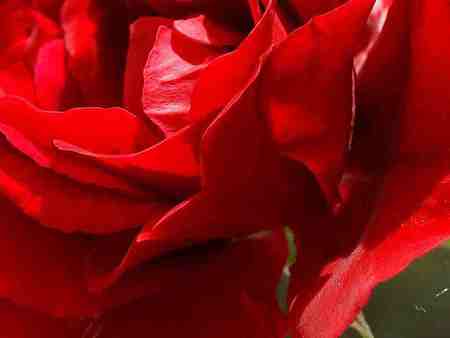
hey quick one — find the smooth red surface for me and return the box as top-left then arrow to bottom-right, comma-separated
1,0 -> 450,337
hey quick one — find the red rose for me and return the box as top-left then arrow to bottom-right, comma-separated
1,0 -> 450,338
0,1 -> 290,337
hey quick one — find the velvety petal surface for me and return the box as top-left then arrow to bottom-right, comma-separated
189,0 -> 285,122
0,96 -> 156,195
0,300 -> 84,338
262,0 -> 375,205
33,39 -> 74,110
143,25 -> 220,135
123,16 -> 171,124
289,1 -> 450,337
173,14 -> 244,48
93,230 -> 288,338
290,0 -> 347,21
61,0 -> 129,106
54,124 -> 202,197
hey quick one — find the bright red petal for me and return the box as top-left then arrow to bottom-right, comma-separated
123,16 -> 171,126
189,0 -> 285,122
143,26 -> 220,135
0,62 -> 35,101
33,39 -> 75,110
174,15 -> 245,48
54,124 -> 202,197
0,96 -> 156,195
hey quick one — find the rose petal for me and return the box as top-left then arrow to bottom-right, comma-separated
290,163 -> 450,338
290,0 -> 347,22
89,59 -> 314,289
143,26 -> 220,135
262,0 -> 375,205
0,3 -> 33,67
174,15 -> 245,48
123,16 -> 172,124
54,124 -> 202,197
93,231 -> 288,338
0,62 -> 35,101
32,0 -> 65,20
61,0 -> 129,106
25,9 -> 62,66
189,0 -> 286,122
0,300 -> 84,338
0,96 -> 157,195
290,1 -> 450,337
0,138 -> 170,234
0,196 -> 99,316
34,39 -> 76,110
146,0 -> 252,26
354,0 -> 409,171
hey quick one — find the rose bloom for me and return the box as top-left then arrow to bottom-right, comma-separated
0,0 -> 449,337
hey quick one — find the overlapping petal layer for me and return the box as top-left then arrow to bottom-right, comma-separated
288,1 -> 450,337
1,0 -> 450,338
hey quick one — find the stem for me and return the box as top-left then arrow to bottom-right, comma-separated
350,312 -> 375,338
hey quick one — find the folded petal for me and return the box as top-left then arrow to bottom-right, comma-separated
189,0 -> 283,122
123,16 -> 172,124
143,26 -> 220,135
54,124 -> 202,197
34,39 -> 77,110
354,0 -> 409,171
146,0 -> 253,27
0,138 -> 170,234
262,0 -> 375,205
289,1 -> 450,337
0,96 -> 156,195
89,60 -> 314,289
290,0 -> 347,21
0,97 -> 170,234
174,15 -> 245,48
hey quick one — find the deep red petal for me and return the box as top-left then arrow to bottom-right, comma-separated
93,231 -> 288,338
290,0 -> 347,21
0,197 -> 99,316
0,300 -> 84,338
262,0 -> 375,205
61,0 -> 128,106
0,96 -> 157,195
32,0 -> 65,20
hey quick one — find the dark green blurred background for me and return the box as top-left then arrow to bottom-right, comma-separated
342,241 -> 450,338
